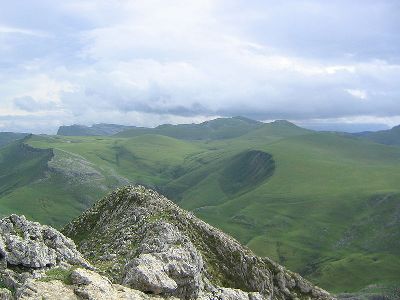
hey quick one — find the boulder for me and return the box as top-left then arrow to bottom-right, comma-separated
123,221 -> 203,299
0,215 -> 88,269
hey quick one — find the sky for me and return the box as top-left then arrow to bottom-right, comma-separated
0,0 -> 399,133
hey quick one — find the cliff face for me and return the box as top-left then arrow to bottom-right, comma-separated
0,186 -> 334,299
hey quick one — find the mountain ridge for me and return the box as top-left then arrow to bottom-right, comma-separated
0,132 -> 29,148
1,119 -> 400,295
0,185 -> 333,300
115,116 -> 265,140
354,124 -> 400,146
57,123 -> 137,136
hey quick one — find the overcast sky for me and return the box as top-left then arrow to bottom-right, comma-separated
0,0 -> 399,133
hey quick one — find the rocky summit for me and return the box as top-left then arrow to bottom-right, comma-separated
0,186 -> 334,299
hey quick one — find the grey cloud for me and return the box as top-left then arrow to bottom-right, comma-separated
13,96 -> 58,112
1,0 -> 400,133
232,0 -> 400,62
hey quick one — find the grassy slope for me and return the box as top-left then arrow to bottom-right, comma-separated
57,123 -> 136,136
185,133 -> 400,292
357,125 -> 400,146
0,132 -> 29,148
0,134 -> 205,227
115,116 -> 263,140
0,121 -> 399,293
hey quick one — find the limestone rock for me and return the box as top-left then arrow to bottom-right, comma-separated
16,279 -> 78,300
0,214 -> 91,295
14,268 -> 179,300
71,268 -> 116,299
218,288 -> 259,300
123,221 -> 203,298
0,215 -> 88,269
123,253 -> 178,294
64,185 -> 335,300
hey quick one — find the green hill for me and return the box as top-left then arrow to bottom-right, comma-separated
57,123 -> 136,136
115,116 -> 263,140
0,132 -> 29,148
0,118 -> 399,295
0,140 -> 53,198
183,132 -> 400,293
356,125 -> 400,146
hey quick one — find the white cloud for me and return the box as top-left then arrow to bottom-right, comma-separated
0,0 -> 400,133
0,25 -> 48,37
346,89 -> 368,100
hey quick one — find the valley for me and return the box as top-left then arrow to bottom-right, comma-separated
0,117 -> 399,295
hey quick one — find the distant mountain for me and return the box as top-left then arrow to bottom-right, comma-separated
355,125 -> 400,146
0,132 -> 29,148
57,123 -> 137,136
116,116 -> 264,140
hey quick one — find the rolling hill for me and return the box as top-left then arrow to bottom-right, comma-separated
0,132 -> 29,148
0,117 -> 399,296
355,124 -> 400,146
57,123 -> 137,136
115,116 -> 263,140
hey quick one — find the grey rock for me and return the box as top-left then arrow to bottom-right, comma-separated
0,215 -> 88,269
0,214 -> 90,294
0,288 -> 12,300
124,253 -> 178,294
123,221 -> 203,298
17,267 -> 175,300
219,288 -> 258,300
71,268 -> 116,299
16,279 -> 78,300
64,185 -> 335,300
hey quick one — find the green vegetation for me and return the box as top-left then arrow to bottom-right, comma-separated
337,284 -> 400,300
0,132 -> 29,148
1,117 -> 399,294
219,150 -> 275,195
39,267 -> 75,285
115,116 -> 263,140
356,124 -> 400,146
0,140 -> 53,199
57,123 -> 136,136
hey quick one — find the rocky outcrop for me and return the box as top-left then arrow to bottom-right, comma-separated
0,186 -> 334,299
63,185 -> 335,300
15,268 -> 170,300
0,214 -> 176,299
122,221 -> 204,298
0,214 -> 91,294
0,215 -> 88,270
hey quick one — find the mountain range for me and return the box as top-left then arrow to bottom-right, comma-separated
57,123 -> 137,136
0,117 -> 399,298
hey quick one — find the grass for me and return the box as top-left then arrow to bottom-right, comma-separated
115,116 -> 263,140
1,120 -> 400,294
39,267 -> 75,285
0,132 -> 28,148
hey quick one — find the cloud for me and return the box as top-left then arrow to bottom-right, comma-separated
0,0 -> 400,133
0,25 -> 48,37
346,89 -> 367,100
13,96 -> 59,112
